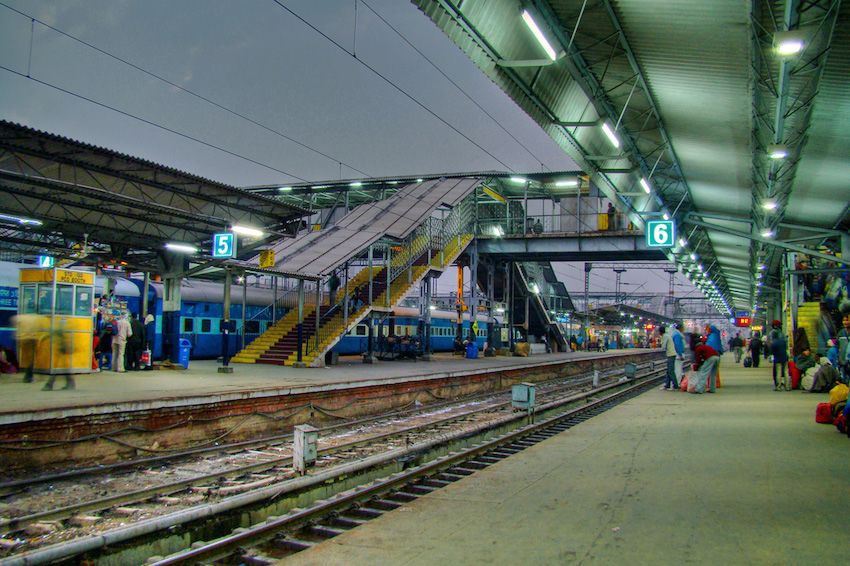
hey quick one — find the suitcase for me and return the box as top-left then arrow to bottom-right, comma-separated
816,402 -> 834,424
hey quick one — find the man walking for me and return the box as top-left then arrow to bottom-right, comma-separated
126,313 -> 145,371
112,313 -> 132,373
732,333 -> 744,363
671,323 -> 686,382
659,325 -> 678,390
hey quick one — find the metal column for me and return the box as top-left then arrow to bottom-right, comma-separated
296,279 -> 305,365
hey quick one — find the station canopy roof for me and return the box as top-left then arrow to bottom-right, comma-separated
588,303 -> 677,327
0,120 -> 308,271
412,0 -> 850,313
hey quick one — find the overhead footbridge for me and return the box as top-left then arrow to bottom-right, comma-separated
231,178 -> 480,367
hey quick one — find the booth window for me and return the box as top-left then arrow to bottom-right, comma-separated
75,288 -> 92,316
38,286 -> 53,314
55,285 -> 74,315
20,286 -> 36,314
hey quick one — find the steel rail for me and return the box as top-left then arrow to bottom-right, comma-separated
151,376 -> 662,565
0,364 -> 656,534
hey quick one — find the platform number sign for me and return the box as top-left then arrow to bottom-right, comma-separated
212,232 -> 237,258
646,220 -> 675,248
37,255 -> 54,268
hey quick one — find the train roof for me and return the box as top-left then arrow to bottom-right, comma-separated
145,278 -> 276,306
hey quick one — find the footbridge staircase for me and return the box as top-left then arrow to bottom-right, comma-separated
231,178 -> 478,366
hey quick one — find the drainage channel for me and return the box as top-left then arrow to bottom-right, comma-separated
150,376 -> 661,565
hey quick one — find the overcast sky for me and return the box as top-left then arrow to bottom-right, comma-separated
0,0 -> 702,299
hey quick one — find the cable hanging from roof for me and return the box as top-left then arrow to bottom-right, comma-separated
0,1 -> 373,181
269,0 -> 517,173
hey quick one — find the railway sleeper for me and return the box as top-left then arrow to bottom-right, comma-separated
331,515 -> 369,528
460,460 -> 490,470
404,484 -> 436,495
435,472 -> 465,482
445,466 -> 477,476
238,553 -> 276,566
273,536 -> 315,552
387,491 -> 420,502
418,478 -> 452,488
306,524 -> 346,538
349,506 -> 385,519
369,498 -> 403,511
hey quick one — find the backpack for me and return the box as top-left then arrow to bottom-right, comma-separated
743,355 -> 753,368
816,402 -> 834,424
829,383 -> 849,406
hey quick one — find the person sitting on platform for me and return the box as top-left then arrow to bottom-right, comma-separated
794,348 -> 817,374
691,336 -> 720,394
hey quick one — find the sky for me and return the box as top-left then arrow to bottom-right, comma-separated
0,0 -> 703,300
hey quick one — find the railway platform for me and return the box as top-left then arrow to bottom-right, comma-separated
282,353 -> 847,565
0,349 -> 660,473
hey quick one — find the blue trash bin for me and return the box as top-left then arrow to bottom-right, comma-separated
466,341 -> 478,359
178,338 -> 192,369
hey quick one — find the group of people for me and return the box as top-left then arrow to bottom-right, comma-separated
659,323 -> 724,394
95,312 -> 150,373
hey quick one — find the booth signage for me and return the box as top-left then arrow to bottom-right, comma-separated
646,220 -> 675,248
259,249 -> 275,269
38,255 -> 54,267
213,232 -> 237,258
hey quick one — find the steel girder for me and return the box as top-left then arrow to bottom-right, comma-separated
411,0 -> 732,310
748,0 -> 842,308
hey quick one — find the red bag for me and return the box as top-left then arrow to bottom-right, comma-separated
788,361 -> 801,390
816,402 -> 834,424
680,375 -> 689,392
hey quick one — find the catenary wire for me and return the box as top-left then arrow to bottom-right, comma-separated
269,0 -> 518,172
0,1 -> 373,180
0,65 -> 309,182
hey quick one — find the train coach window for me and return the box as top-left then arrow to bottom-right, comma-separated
183,318 -> 194,332
245,320 -> 260,334
355,325 -> 367,336
201,319 -> 211,333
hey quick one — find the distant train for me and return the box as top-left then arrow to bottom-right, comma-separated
0,262 -> 497,361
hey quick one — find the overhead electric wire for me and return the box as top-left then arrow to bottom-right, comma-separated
360,0 -> 549,169
0,1 -> 373,180
269,0 -> 516,172
0,64 -> 309,181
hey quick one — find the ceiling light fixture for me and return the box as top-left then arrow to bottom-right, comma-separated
510,176 -> 528,184
775,30 -> 805,55
554,179 -> 578,187
0,212 -> 42,226
639,178 -> 651,194
349,181 -> 363,187
278,186 -> 292,192
230,225 -> 264,238
762,200 -> 778,210
762,229 -> 775,238
768,144 -> 788,159
165,243 -> 198,254
601,122 -> 621,148
521,9 -> 558,61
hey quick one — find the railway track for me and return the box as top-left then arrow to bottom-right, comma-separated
151,376 -> 661,565
0,360 -> 664,565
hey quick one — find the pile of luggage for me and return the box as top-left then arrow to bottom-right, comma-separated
814,380 -> 850,437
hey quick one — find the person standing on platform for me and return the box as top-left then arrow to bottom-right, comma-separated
659,325 -> 678,390
127,313 -> 145,371
671,323 -> 686,382
112,313 -> 132,373
144,313 -> 155,349
12,310 -> 41,383
749,332 -> 762,368
691,337 -> 720,394
732,333 -> 744,363
705,324 -> 724,387
837,311 -> 850,381
606,202 -> 615,231
770,320 -> 789,391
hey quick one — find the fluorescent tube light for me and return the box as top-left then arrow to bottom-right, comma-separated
762,200 -> 778,210
554,179 -> 578,187
640,178 -> 651,194
349,181 -> 363,187
762,229 -> 774,238
278,186 -> 292,192
0,212 -> 42,226
521,10 -> 557,61
601,122 -> 620,148
231,225 -> 264,238
165,243 -> 198,254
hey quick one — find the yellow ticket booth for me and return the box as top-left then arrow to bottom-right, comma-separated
18,268 -> 95,375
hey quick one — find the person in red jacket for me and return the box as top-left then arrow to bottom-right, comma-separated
691,337 -> 720,394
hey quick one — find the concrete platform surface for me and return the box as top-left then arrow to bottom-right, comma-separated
0,350 -> 644,416
282,354 -> 847,565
